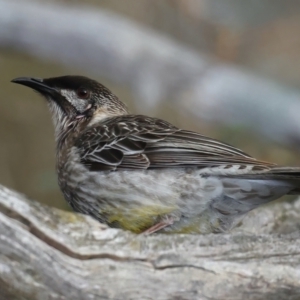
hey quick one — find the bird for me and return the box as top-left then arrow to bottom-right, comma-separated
11,75 -> 300,234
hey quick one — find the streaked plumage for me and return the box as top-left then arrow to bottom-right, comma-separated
12,75 -> 300,234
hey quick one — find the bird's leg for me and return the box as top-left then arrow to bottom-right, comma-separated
142,216 -> 175,234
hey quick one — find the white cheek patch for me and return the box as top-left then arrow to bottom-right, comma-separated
60,89 -> 88,113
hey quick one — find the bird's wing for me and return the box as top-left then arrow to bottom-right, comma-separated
76,115 -> 274,171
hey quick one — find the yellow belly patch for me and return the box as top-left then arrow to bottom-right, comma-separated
106,205 -> 177,233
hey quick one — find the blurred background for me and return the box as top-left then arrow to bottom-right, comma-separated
1,0 -> 300,211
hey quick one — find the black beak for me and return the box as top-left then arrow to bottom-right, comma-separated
11,77 -> 60,97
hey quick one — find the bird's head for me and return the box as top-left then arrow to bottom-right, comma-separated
11,75 -> 129,142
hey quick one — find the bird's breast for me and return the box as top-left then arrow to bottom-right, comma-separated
57,148 -> 228,233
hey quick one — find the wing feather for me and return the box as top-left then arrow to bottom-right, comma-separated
75,115 -> 273,171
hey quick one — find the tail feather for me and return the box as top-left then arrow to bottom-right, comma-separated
213,166 -> 300,219
269,166 -> 300,176
266,167 -> 300,194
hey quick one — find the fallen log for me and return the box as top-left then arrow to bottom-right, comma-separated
0,184 -> 300,299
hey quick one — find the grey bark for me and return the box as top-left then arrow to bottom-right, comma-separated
1,0 -> 300,147
0,184 -> 300,300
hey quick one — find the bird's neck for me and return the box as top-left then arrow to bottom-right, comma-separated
55,118 -> 87,151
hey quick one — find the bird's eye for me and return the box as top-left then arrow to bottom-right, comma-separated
76,88 -> 90,99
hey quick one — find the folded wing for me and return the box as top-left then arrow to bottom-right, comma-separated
76,115 -> 274,172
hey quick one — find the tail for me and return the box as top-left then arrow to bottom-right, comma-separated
210,166 -> 300,232
214,166 -> 300,219
267,167 -> 300,194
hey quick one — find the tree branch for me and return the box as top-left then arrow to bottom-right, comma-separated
0,184 -> 300,299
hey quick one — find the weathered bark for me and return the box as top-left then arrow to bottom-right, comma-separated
1,0 -> 300,147
0,184 -> 300,300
